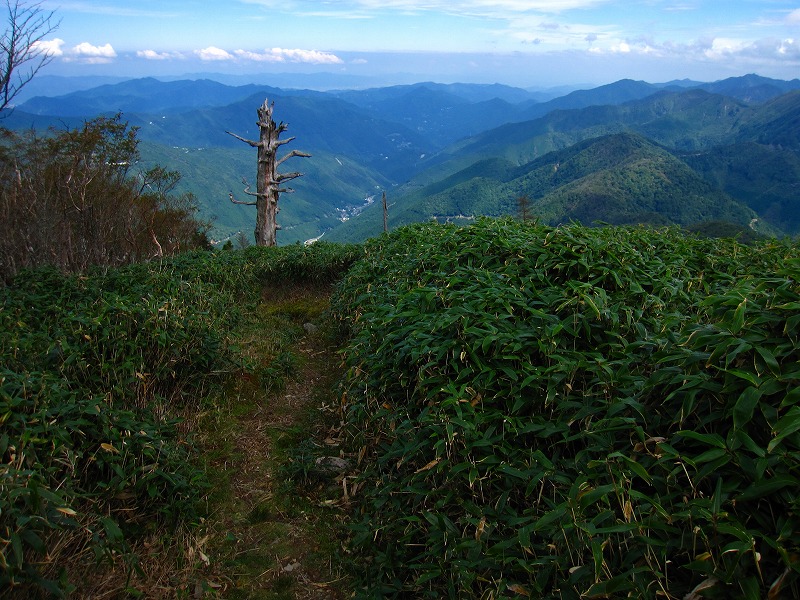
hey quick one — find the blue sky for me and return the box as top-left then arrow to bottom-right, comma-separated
35,1 -> 800,87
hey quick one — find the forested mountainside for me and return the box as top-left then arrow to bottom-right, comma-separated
328,87 -> 800,241
3,73 -> 799,243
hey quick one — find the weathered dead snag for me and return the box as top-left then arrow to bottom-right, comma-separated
227,99 -> 310,246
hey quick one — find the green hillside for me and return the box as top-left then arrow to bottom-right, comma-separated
138,141 -> 389,244
522,134 -> 761,228
681,141 -> 800,235
735,90 -> 800,149
127,92 -> 431,180
327,133 -> 768,242
419,89 -> 753,180
327,86 -> 800,242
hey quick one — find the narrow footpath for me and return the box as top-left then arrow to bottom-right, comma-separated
198,284 -> 353,599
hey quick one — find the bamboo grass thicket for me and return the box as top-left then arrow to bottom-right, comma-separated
332,218 -> 800,599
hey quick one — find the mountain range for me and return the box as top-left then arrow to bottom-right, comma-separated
4,73 -> 800,244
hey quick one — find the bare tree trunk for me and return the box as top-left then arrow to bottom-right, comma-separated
382,190 -> 388,233
228,99 -> 310,247
254,100 -> 278,246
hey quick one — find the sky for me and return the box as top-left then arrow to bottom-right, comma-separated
31,0 -> 800,88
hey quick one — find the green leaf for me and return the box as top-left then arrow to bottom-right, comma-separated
780,386 -> 800,408
754,346 -> 781,377
739,576 -> 761,600
534,505 -> 566,532
10,532 -> 23,568
676,430 -> 726,449
737,474 -> 799,502
608,452 -> 653,484
100,517 -> 124,543
711,477 -> 723,515
730,297 -> 747,333
723,367 -> 761,387
715,523 -> 752,543
734,430 -> 766,458
733,387 -> 762,430
768,406 -> 800,453
20,529 -> 46,554
693,447 -> 728,465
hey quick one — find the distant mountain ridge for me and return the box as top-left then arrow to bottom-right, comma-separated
697,73 -> 800,104
3,73 -> 799,243
18,78 -> 290,116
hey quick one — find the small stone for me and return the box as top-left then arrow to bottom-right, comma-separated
313,456 -> 350,479
282,561 -> 301,572
303,322 -> 318,334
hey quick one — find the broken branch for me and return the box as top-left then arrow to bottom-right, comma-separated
277,149 -> 312,167
225,131 -> 259,147
228,192 -> 257,206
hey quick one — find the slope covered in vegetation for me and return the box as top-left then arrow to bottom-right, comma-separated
0,243 -> 359,597
332,219 -> 800,598
4,216 -> 800,599
370,133 -> 763,232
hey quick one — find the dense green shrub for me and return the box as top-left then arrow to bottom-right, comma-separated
0,241 -> 361,595
331,218 -> 800,599
0,370 -> 202,595
256,241 -> 363,284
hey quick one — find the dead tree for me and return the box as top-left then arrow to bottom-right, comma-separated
382,190 -> 388,233
227,98 -> 310,246
1,1 -> 60,112
517,193 -> 532,222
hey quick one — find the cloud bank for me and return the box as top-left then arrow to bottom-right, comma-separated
66,42 -> 117,64
196,46 -> 343,64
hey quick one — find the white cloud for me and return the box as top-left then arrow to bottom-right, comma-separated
137,49 -> 184,60
787,9 -> 800,25
234,49 -> 283,63
778,39 -> 799,59
193,46 -> 342,64
704,37 -> 746,59
740,37 -> 800,61
581,33 -> 800,69
270,48 -> 344,64
195,46 -> 234,61
67,42 -> 117,64
72,42 -> 116,58
32,38 -> 65,57
234,48 -> 344,64
349,0 -> 609,11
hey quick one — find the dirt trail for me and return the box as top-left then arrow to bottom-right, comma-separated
202,287 -> 352,599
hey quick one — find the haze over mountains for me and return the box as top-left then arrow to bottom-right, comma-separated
5,73 -> 800,244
